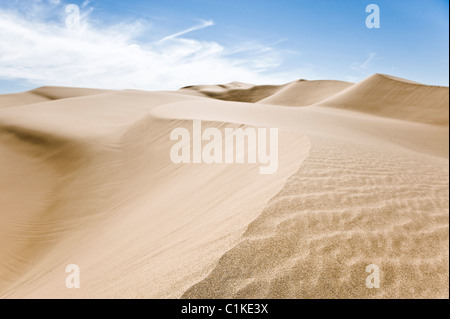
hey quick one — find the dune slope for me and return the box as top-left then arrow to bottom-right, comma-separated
183,135 -> 449,299
151,95 -> 449,299
0,90 -> 307,298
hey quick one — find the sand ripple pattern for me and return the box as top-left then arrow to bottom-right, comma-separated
183,137 -> 449,299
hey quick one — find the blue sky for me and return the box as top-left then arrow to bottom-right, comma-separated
0,0 -> 448,93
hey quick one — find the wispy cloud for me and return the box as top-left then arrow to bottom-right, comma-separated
351,52 -> 376,71
82,0 -> 92,8
0,2 -> 299,91
360,52 -> 376,69
158,20 -> 214,43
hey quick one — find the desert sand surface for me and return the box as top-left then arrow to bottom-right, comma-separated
0,73 -> 448,298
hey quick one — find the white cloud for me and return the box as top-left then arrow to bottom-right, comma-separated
0,3 -> 300,91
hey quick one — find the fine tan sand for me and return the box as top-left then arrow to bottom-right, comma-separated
0,73 -> 448,299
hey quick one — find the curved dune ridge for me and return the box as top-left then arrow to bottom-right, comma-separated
0,90 -> 308,298
0,73 -> 448,298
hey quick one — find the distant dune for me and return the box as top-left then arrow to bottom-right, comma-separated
0,86 -> 113,108
179,82 -> 286,103
0,74 -> 448,299
179,74 -> 449,125
315,74 -> 449,125
259,79 -> 353,106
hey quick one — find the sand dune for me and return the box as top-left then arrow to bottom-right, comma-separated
259,80 -> 353,106
179,74 -> 449,126
0,90 -> 307,298
315,74 -> 449,125
0,73 -> 448,299
153,97 -> 449,299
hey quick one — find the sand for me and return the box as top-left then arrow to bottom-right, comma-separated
259,79 -> 352,106
0,73 -> 448,298
0,86 -> 113,109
